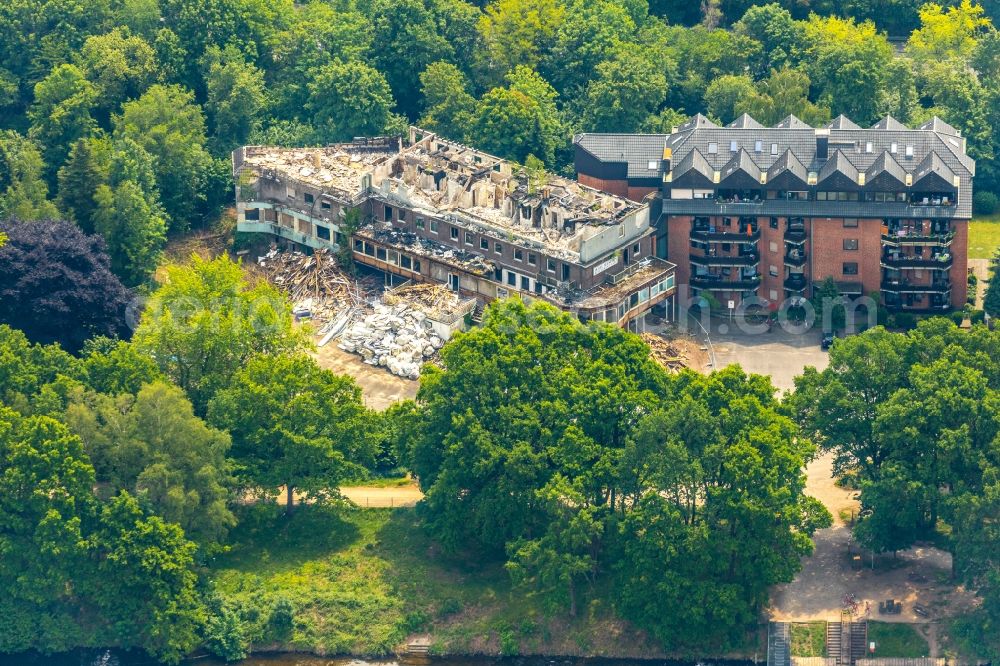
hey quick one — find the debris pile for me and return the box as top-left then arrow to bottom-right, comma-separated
641,333 -> 688,372
338,303 -> 445,379
253,248 -> 370,333
383,283 -> 464,319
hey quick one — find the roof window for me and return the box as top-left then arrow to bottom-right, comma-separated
730,140 -> 738,152
770,143 -> 778,155
708,142 -> 718,154
755,140 -> 762,152
647,160 -> 658,170
890,142 -> 897,153
865,142 -> 873,153
905,145 -> 914,157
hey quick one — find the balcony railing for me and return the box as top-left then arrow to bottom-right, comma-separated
690,274 -> 762,290
881,280 -> 952,294
691,226 -> 761,243
690,252 -> 760,268
881,230 -> 955,247
784,251 -> 807,267
784,227 -> 807,243
784,274 -> 808,291
880,254 -> 953,270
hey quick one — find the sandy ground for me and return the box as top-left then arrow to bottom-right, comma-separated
969,257 -> 989,309
340,483 -> 424,508
770,453 -> 976,631
311,343 -> 419,411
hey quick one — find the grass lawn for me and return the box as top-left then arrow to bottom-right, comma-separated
790,622 -> 826,657
208,504 -> 762,658
867,622 -> 930,658
969,214 -> 1000,259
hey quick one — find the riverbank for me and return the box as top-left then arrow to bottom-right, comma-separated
208,504 -> 764,660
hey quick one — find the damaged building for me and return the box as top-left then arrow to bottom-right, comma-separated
233,128 -> 677,326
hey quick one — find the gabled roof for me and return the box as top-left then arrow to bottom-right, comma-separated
826,115 -> 861,131
727,113 -> 764,129
864,151 -> 907,191
871,115 -> 908,131
766,148 -> 809,190
676,113 -> 718,132
911,151 -> 956,190
918,116 -> 960,137
670,147 -> 715,188
574,134 -> 668,179
817,150 -> 860,189
775,114 -> 811,129
719,148 -> 762,189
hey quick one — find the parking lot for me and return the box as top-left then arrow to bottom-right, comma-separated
693,314 -> 831,391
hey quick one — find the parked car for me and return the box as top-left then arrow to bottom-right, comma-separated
821,333 -> 835,350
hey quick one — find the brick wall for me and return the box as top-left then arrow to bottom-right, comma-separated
759,216 -> 784,303
808,218 -> 882,296
666,216 -> 692,290
578,173 -> 629,199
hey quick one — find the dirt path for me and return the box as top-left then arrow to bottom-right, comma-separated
770,452 -> 974,623
339,484 -> 424,508
970,257 -> 990,309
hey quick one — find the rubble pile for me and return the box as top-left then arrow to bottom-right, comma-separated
253,248 -> 370,333
641,332 -> 688,372
338,303 -> 445,379
383,283 -> 464,318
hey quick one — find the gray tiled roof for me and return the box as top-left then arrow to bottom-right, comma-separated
866,151 -> 908,190
912,151 -> 956,190
720,148 -> 762,189
767,149 -> 809,189
573,133 -> 667,179
826,115 -> 861,130
671,148 -> 715,188
818,150 -> 860,190
728,113 -> 764,129
775,114 -> 811,129
575,113 -> 975,216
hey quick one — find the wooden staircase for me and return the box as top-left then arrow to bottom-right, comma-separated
827,619 -> 868,665
768,622 -> 791,666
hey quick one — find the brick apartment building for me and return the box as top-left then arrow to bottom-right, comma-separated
574,113 -> 974,312
232,128 -> 676,326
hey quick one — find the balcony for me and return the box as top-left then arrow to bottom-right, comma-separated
880,253 -> 953,270
881,230 -> 955,247
784,273 -> 808,292
784,226 -> 807,244
881,279 -> 952,294
690,251 -> 760,268
691,274 -> 762,291
784,250 -> 807,267
691,226 -> 760,243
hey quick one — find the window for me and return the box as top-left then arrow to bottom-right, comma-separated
304,192 -> 314,204
905,145 -> 914,157
890,142 -> 898,154
465,231 -> 473,245
507,272 -> 516,286
769,289 -> 778,300
521,276 -> 530,290
398,209 -> 406,221
316,225 -> 330,241
843,262 -> 859,275
401,255 -> 412,270
771,143 -> 779,155
708,142 -> 718,154
514,248 -> 524,261
769,217 -> 778,229
244,208 -> 260,221
769,241 -> 778,253
480,238 -> 489,250
286,187 -> 296,199
865,142 -> 873,153
321,201 -> 331,210
769,265 -> 778,277
450,227 -> 458,240
647,160 -> 658,170
547,258 -> 556,273
384,205 -> 393,221
562,263 -> 571,281
528,253 -> 537,265
730,140 -> 738,152
755,140 -> 763,153
618,224 -> 625,237
633,243 -> 640,254
843,238 -> 859,250
495,242 -> 503,254
430,219 -> 438,233
843,218 -> 858,228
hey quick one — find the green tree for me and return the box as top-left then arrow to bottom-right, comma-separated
740,67 -> 830,126
80,337 -> 163,396
81,491 -> 204,664
77,28 -> 159,120
984,249 -> 1000,316
65,381 -> 235,545
27,64 -> 97,183
418,61 -> 476,141
0,407 -> 93,653
57,136 -> 112,234
208,354 -> 374,513
732,3 -> 804,77
115,84 -> 213,232
472,67 -> 563,164
306,60 -> 396,144
93,179 -> 166,285
0,131 -> 59,220
906,0 -> 991,63
476,0 -> 566,84
705,74 -> 757,124
580,46 -> 667,132
204,45 -> 267,153
132,255 -> 305,413
540,0 -> 637,94
811,276 -> 846,332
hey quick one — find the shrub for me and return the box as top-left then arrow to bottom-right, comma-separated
949,310 -> 966,325
891,312 -> 917,330
267,597 -> 295,642
974,191 -> 999,215
971,309 -> 986,324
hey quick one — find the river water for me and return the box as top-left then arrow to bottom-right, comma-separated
0,652 -> 756,666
